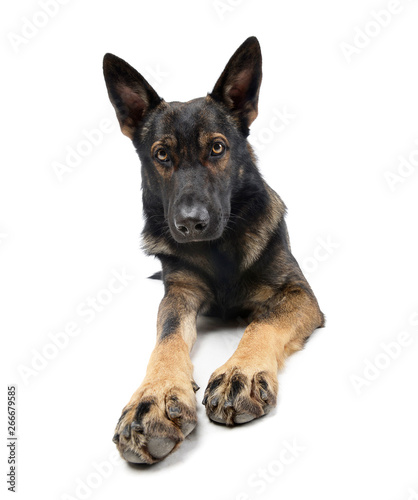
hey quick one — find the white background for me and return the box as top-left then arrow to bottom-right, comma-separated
1,0 -> 418,499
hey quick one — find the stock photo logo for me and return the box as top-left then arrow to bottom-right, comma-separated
61,450 -> 122,500
300,235 -> 340,276
250,106 -> 296,152
51,64 -> 168,182
17,268 -> 134,385
339,0 -> 413,63
212,0 -> 247,21
7,0 -> 73,53
235,439 -> 307,500
0,230 -> 8,247
383,139 -> 418,192
349,310 -> 417,394
51,118 -> 115,182
408,488 -> 418,500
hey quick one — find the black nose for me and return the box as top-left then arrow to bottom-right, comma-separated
174,205 -> 210,238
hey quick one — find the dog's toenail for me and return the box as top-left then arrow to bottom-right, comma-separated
224,400 -> 233,408
122,425 -> 131,439
131,421 -> 143,433
112,433 -> 119,444
211,397 -> 219,407
260,388 -> 268,400
168,406 -> 181,418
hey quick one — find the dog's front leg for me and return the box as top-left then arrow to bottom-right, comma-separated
113,277 -> 206,464
203,283 -> 324,426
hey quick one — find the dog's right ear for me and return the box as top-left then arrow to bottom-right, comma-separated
103,54 -> 162,139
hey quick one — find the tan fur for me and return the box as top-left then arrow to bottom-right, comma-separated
157,272 -> 210,348
114,345 -> 197,463
141,234 -> 172,256
203,285 -> 323,425
113,302 -> 201,464
239,183 -> 286,270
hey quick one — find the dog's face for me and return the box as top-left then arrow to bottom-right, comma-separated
103,37 -> 262,243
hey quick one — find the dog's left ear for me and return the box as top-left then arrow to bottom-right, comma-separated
210,36 -> 262,134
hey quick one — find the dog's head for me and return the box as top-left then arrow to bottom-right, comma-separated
103,37 -> 262,243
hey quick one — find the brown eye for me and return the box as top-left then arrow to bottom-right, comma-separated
156,149 -> 169,162
211,142 -> 225,156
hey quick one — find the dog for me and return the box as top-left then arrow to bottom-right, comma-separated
103,36 -> 324,465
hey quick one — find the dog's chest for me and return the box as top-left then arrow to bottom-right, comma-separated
203,247 -> 249,315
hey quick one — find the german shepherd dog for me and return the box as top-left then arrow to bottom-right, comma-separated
103,37 -> 324,465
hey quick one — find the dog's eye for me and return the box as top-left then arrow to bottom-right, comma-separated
211,142 -> 225,156
155,149 -> 169,162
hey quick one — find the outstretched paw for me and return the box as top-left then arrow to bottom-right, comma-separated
203,366 -> 277,426
113,380 -> 198,464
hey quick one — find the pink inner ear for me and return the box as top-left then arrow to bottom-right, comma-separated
228,69 -> 253,102
117,83 -> 148,116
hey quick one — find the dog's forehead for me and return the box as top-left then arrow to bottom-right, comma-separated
150,97 -> 230,140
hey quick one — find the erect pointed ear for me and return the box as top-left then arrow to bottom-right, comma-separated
210,36 -> 262,134
103,53 -> 162,139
